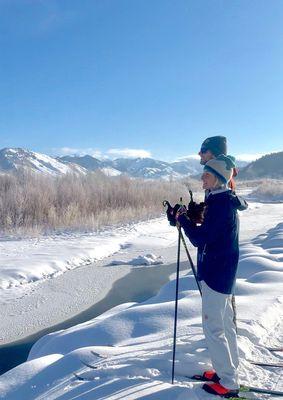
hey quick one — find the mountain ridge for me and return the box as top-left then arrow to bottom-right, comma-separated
238,151 -> 283,180
3,147 -> 278,180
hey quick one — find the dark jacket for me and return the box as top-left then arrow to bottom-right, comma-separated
178,189 -> 248,294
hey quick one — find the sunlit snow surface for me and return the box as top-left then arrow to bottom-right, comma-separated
0,219 -> 171,290
0,202 -> 283,399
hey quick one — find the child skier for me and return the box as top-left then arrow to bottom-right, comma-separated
176,155 -> 248,398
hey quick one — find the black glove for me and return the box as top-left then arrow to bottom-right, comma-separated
166,203 -> 183,226
187,201 -> 206,224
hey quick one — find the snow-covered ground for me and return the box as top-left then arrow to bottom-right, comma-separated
0,197 -> 282,399
0,225 -> 161,290
0,219 -> 181,345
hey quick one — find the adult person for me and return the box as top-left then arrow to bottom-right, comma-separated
199,136 -> 237,191
176,155 -> 248,398
199,136 -> 227,165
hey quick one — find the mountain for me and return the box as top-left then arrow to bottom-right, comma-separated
171,158 -> 205,175
59,155 -> 123,177
59,156 -> 204,179
59,155 -> 102,171
235,160 -> 249,169
0,148 -> 87,176
0,147 -> 266,180
111,157 -> 183,179
238,151 -> 283,179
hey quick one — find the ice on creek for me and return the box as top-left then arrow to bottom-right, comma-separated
110,253 -> 164,266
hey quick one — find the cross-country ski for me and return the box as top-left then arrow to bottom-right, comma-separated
267,347 -> 283,353
247,360 -> 283,368
183,375 -> 283,396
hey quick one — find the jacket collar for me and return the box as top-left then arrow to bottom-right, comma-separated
208,188 -> 231,197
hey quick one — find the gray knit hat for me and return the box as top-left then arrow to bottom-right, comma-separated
200,136 -> 227,156
204,154 -> 236,184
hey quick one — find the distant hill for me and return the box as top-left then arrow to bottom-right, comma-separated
0,147 -> 261,180
238,151 -> 283,179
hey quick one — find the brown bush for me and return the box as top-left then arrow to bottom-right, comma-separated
0,172 -> 201,235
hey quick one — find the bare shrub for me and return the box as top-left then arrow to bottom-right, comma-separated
235,179 -> 267,189
0,172 -> 200,235
250,179 -> 283,202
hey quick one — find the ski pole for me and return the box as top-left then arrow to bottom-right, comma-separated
171,209 -> 182,385
163,198 -> 202,384
163,199 -> 201,296
179,231 -> 202,296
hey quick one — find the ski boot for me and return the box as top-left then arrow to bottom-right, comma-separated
203,382 -> 239,398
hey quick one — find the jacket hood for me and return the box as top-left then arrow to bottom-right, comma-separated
208,189 -> 248,211
230,192 -> 249,211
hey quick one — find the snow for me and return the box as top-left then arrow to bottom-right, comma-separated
31,152 -> 71,175
5,149 -> 17,154
0,232 -> 126,290
99,167 -> 122,176
110,253 -> 163,266
0,220 -> 172,290
0,199 -> 282,399
0,218 -> 178,344
30,151 -> 87,176
1,148 -> 87,176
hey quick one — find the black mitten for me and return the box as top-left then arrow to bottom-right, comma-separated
166,203 -> 183,226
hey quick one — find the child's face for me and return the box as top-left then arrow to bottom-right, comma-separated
201,171 -> 217,190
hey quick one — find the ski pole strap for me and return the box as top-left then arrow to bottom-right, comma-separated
162,200 -> 171,208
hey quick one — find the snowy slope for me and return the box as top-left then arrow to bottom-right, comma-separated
0,148 -> 87,176
0,212 -> 282,398
99,167 -> 122,176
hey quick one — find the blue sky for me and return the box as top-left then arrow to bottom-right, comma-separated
1,0 -> 283,162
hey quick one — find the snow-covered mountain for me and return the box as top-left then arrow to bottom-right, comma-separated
0,147 -> 254,179
0,148 -> 204,179
0,148 -> 87,176
59,155 -> 204,179
59,155 -> 102,171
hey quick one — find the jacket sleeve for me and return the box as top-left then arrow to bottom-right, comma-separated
177,201 -> 228,248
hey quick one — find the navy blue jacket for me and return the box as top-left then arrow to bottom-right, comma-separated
178,190 -> 248,294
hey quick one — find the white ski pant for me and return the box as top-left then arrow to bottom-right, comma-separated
202,281 -> 239,389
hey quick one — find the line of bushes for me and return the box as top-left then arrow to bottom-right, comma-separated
0,172 -> 201,235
